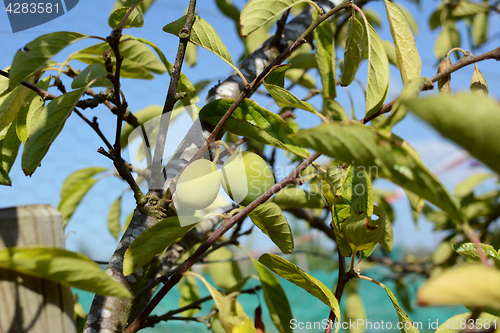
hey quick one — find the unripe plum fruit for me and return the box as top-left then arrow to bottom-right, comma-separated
221,151 -> 275,206
176,159 -> 221,210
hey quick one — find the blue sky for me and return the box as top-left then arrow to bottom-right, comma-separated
0,0 -> 498,261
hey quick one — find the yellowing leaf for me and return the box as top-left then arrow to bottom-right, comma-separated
0,247 -> 131,298
418,264 -> 500,309
384,0 -> 421,84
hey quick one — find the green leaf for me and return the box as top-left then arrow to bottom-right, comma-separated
185,42 -> 197,67
363,21 -> 390,119
219,292 -> 256,333
240,0 -> 316,37
384,0 -> 421,84
344,293 -> 366,333
375,281 -> 420,333
123,217 -> 198,276
374,205 -> 393,253
323,98 -> 349,122
9,32 -> 88,89
22,88 -> 87,176
272,186 -> 326,209
0,247 -> 131,298
113,0 -> 155,14
60,167 -> 106,199
314,17 -> 336,99
434,23 -> 460,60
404,94 -> 500,176
259,253 -> 341,323
453,242 -> 500,268
163,15 -> 234,70
470,64 -> 488,96
382,40 -> 399,68
199,98 -> 309,158
472,11 -> 488,47
71,64 -> 113,89
184,271 -> 224,310
398,4 -> 419,36
454,172 -> 496,199
133,37 -> 196,99
16,77 -> 51,144
58,167 -> 106,225
70,37 -> 166,79
178,275 -> 200,317
263,66 -> 317,113
417,263 -> 500,309
108,197 -> 122,240
240,246 -> 292,333
292,121 -> 466,224
405,189 -> 424,226
435,312 -> 499,333
0,77 -> 34,132
108,6 -> 144,29
207,246 -> 242,290
249,202 -> 294,254
120,105 -> 162,147
379,77 -> 427,131
341,17 -> 364,87
450,1 -> 488,19
344,213 -> 383,253
0,122 -> 21,186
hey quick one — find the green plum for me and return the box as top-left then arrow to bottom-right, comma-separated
176,159 -> 221,210
221,151 -> 275,206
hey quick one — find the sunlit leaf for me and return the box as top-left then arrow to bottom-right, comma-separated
199,98 -> 309,158
0,76 -> 34,132
240,0 -> 317,37
0,122 -> 21,186
417,264 -> 500,309
0,247 -> 131,298
123,217 -> 198,276
108,196 -> 122,240
314,16 -> 336,98
71,64 -> 113,89
22,88 -> 87,175
164,15 -> 234,70
58,167 -> 106,225
272,186 -> 326,209
384,0 -> 421,84
70,37 -> 166,79
250,202 -> 294,254
9,32 -> 88,89
207,246 -> 242,290
363,21 -> 390,118
112,0 -> 155,14
292,121 -> 465,224
108,6 -> 144,29
341,17 -> 364,87
453,242 -> 500,268
259,253 -> 341,324
404,94 -> 500,175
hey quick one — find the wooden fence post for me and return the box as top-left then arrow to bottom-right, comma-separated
0,204 -> 76,333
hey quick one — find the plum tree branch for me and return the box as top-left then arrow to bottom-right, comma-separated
124,151 -> 321,333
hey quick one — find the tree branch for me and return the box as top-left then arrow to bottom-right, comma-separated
362,46 -> 500,124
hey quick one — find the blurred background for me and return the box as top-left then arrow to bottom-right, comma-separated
1,0 -> 499,331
